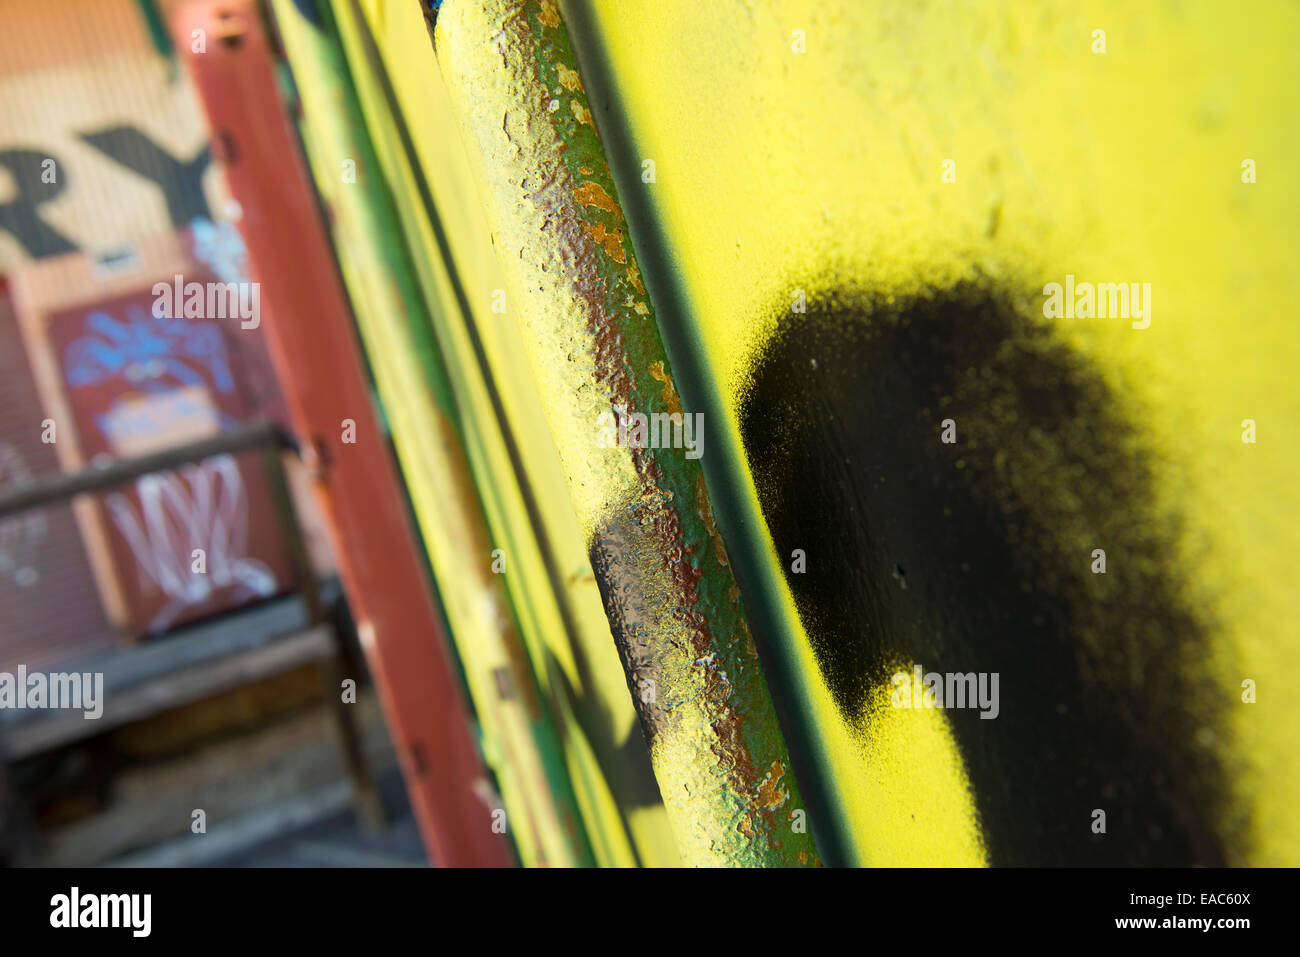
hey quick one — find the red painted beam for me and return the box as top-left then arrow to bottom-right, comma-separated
170,0 -> 510,867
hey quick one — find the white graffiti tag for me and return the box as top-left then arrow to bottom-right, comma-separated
104,454 -> 275,633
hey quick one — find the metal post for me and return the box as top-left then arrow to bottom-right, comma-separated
170,0 -> 511,866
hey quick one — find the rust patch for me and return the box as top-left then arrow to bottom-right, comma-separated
538,0 -> 560,28
574,180 -> 621,216
697,473 -> 731,568
648,360 -> 684,415
735,618 -> 760,661
582,221 -> 627,263
755,759 -> 790,812
627,259 -> 645,296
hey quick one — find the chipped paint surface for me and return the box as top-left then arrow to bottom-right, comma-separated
269,0 -> 596,868
431,0 -> 819,866
336,0 -> 682,868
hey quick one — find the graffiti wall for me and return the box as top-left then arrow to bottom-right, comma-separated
42,266 -> 293,635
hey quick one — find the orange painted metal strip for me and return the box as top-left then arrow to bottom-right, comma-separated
170,0 -> 510,867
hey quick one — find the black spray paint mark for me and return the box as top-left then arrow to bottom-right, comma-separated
739,282 -> 1238,865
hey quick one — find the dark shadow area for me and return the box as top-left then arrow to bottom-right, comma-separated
739,282 -> 1235,865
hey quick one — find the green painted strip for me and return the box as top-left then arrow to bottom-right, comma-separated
430,0 -> 821,866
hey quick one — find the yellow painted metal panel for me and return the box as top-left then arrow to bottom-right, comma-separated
563,0 -> 1299,865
